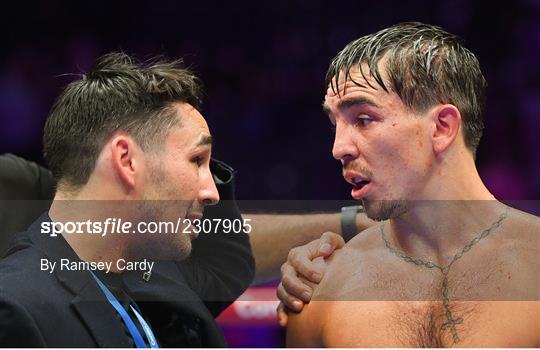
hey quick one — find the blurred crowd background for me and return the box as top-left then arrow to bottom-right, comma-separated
1,0 -> 539,346
1,0 -> 539,201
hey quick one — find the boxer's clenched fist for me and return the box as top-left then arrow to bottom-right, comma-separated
276,231 -> 345,326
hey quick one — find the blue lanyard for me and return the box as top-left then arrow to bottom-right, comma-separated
91,272 -> 158,348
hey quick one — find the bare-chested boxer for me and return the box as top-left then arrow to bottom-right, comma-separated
286,22 -> 539,347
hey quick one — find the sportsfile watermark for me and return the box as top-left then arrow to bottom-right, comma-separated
1,199 -> 537,301
42,217 -> 252,237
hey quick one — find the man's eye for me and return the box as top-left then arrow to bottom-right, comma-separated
355,117 -> 373,127
192,157 -> 203,166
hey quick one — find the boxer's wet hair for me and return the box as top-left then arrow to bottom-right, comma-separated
43,52 -> 203,191
326,22 -> 486,155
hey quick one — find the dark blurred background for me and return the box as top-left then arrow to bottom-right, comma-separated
1,0 -> 538,199
1,0 -> 538,346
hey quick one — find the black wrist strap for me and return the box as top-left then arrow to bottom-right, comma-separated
340,205 -> 364,242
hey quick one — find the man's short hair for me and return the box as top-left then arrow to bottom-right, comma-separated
43,52 -> 203,191
326,22 -> 486,155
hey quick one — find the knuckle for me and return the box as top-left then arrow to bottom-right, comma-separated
280,261 -> 290,275
288,248 -> 298,261
276,284 -> 285,298
277,286 -> 291,304
281,275 -> 294,287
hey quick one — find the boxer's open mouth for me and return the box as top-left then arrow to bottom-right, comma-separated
343,171 -> 371,199
353,177 -> 370,189
350,176 -> 371,199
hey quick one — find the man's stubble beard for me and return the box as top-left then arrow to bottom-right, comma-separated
363,199 -> 409,221
133,161 -> 193,261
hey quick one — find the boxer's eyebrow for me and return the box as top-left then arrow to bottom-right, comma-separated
337,96 -> 380,111
322,96 -> 380,117
196,134 -> 213,148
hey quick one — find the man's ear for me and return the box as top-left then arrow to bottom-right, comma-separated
431,104 -> 462,155
109,134 -> 139,190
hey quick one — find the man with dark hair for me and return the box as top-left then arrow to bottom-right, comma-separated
0,52 -> 254,347
286,22 -> 539,347
43,53 -> 205,193
0,52 -> 369,347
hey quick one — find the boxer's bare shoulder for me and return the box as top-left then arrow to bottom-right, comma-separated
471,207 -> 539,300
287,225 -> 392,346
314,224 -> 389,300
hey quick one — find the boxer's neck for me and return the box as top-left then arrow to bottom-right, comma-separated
386,153 -> 503,264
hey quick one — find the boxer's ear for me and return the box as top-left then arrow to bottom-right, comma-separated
109,134 -> 139,190
431,104 -> 461,155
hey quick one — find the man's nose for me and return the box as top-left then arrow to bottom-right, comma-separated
332,123 -> 358,163
199,175 -> 220,206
